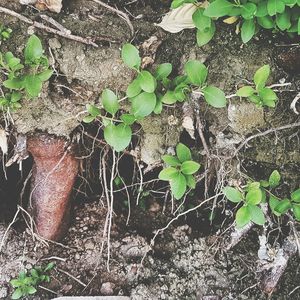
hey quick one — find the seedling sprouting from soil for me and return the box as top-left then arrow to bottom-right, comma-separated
10,262 -> 55,299
159,143 -> 200,199
0,34 -> 52,112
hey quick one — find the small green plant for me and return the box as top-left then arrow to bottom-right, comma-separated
0,24 -> 12,41
269,186 -> 300,220
224,170 -> 300,228
83,43 -> 226,152
10,262 -> 55,299
171,0 -> 300,45
158,143 -> 200,199
0,34 -> 53,112
236,64 -> 278,107
223,181 -> 267,228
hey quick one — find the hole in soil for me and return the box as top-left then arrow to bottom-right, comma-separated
0,156 -> 32,223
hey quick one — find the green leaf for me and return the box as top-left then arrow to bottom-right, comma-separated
292,203 -> 300,221
162,155 -> 181,166
11,288 -> 23,299
10,279 -> 22,288
248,94 -> 261,105
291,188 -> 300,203
159,167 -> 179,181
120,114 -> 136,125
259,87 -> 278,107
24,75 -> 42,97
126,78 -> 142,98
131,92 -> 156,118
83,115 -> 95,123
154,63 -> 172,80
27,286 -> 37,295
184,60 -> 208,86
236,86 -> 256,97
104,123 -> 132,152
86,104 -> 101,117
282,0 -> 296,6
138,71 -> 157,93
161,90 -> 177,104
170,173 -> 187,200
246,188 -> 263,205
268,170 -> 281,188
30,269 -> 39,278
276,10 -> 292,30
44,262 -> 55,271
247,181 -> 261,190
241,3 -> 257,20
257,16 -> 275,29
171,0 -> 185,8
11,92 -> 22,103
5,52 -> 20,68
256,2 -> 268,17
171,0 -> 194,8
192,8 -> 211,30
185,174 -> 196,189
174,84 -> 187,102
254,64 -> 270,90
203,85 -> 227,108
204,0 -> 235,17
176,143 -> 192,162
267,0 -> 285,16
248,204 -> 265,225
241,19 -> 256,43
24,34 -> 43,64
269,195 -> 281,216
181,160 -> 200,175
196,23 -> 216,47
101,89 -> 119,115
223,186 -> 243,203
260,180 -> 270,188
3,78 -> 24,90
154,96 -> 163,114
121,43 -> 141,70
37,69 -> 53,81
274,198 -> 292,214
236,206 -> 251,228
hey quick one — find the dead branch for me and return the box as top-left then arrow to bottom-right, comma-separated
0,6 -> 99,47
258,237 -> 297,295
225,221 -> 253,251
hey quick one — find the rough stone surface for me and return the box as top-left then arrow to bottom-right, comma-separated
227,102 -> 265,135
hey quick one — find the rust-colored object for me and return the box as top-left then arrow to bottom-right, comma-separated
27,134 -> 78,241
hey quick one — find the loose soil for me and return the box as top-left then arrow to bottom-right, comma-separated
0,0 -> 300,299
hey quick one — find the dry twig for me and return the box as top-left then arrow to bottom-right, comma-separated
0,6 -> 99,47
92,0 -> 134,36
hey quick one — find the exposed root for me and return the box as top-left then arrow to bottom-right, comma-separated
290,92 -> 300,115
231,121 -> 300,158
